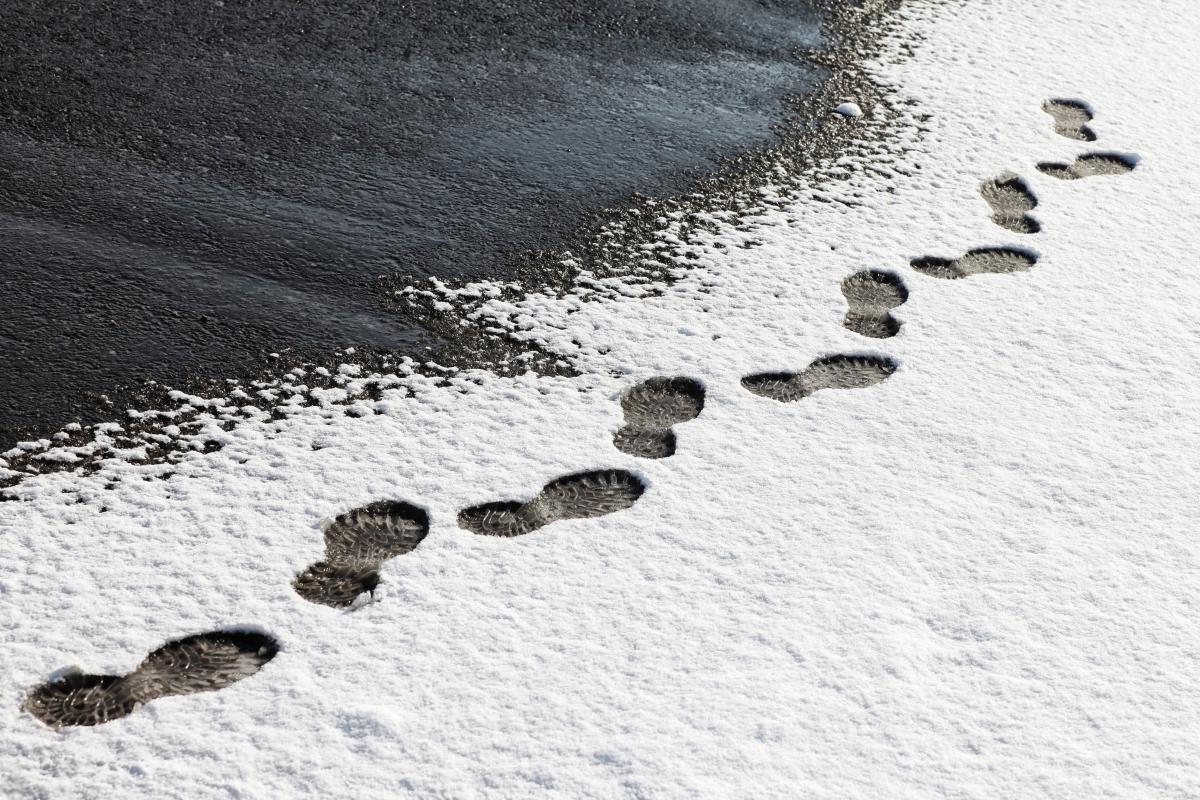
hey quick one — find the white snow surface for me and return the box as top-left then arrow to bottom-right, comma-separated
4,1 -> 1200,797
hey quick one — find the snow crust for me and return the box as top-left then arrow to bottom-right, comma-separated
3,1 -> 1200,797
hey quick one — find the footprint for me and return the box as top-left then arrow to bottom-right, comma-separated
910,247 -> 1036,280
23,630 -> 278,728
981,173 -> 1040,233
841,270 -> 908,338
458,469 -> 645,537
742,355 -> 896,402
1036,153 -> 1137,180
1043,99 -> 1096,141
294,501 -> 430,608
613,377 -> 705,458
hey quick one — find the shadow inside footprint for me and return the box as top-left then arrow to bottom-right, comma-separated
1036,152 -> 1137,180
841,270 -> 908,338
458,469 -> 645,537
743,355 -> 896,402
613,377 -> 705,458
1043,99 -> 1096,141
981,174 -> 1040,233
24,630 -> 278,728
910,247 -> 1037,280
294,500 -> 430,608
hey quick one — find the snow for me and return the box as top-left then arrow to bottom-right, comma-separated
835,101 -> 863,117
4,1 -> 1200,797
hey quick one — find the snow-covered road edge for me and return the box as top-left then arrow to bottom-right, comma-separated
4,1 -> 1200,798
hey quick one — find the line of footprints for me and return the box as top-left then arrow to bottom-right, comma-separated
24,99 -> 1138,728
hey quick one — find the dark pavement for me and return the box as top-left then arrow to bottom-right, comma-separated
0,0 -> 826,445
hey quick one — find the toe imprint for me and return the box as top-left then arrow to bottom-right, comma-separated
1036,152 -> 1136,180
841,270 -> 907,338
24,630 -> 278,728
458,469 -> 645,537
613,377 -> 705,458
294,500 -> 430,608
980,174 -> 1040,233
1043,99 -> 1096,141
322,501 -> 430,565
743,355 -> 897,402
910,247 -> 1036,280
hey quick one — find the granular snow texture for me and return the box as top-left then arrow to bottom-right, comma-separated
2,1 -> 1199,798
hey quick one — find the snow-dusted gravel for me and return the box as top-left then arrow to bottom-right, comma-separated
3,1 -> 1199,797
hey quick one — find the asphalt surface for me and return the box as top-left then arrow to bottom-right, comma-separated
0,0 -> 826,446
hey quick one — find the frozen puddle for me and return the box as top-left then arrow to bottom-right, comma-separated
4,1 -> 1199,798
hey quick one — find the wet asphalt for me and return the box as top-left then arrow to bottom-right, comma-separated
0,0 -> 827,446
